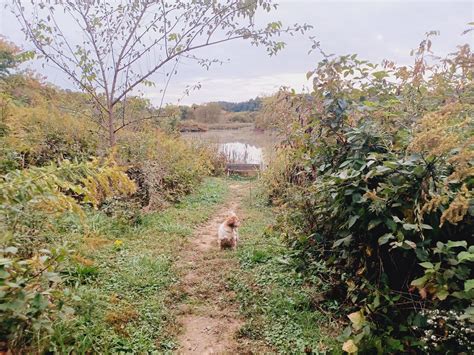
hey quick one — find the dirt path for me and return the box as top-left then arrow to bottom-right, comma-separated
174,181 -> 249,354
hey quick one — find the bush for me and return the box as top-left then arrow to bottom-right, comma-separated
118,129 -> 224,209
0,76 -> 97,171
262,34 -> 473,353
0,157 -> 137,351
0,157 -> 136,257
0,246 -> 73,352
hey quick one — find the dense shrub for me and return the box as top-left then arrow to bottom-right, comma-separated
193,102 -> 222,123
0,246 -> 73,353
0,157 -> 136,254
262,33 -> 473,353
118,128 -> 224,209
0,157 -> 136,350
0,51 -> 222,212
0,75 -> 98,171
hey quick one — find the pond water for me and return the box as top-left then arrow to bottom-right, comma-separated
218,142 -> 263,164
182,126 -> 278,165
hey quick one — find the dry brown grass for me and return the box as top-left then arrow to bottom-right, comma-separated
72,254 -> 95,266
105,304 -> 140,336
207,122 -> 253,130
82,235 -> 112,250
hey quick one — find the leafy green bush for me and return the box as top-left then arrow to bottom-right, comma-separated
1,158 -> 136,246
262,33 -> 473,353
0,246 -> 74,352
0,157 -> 137,351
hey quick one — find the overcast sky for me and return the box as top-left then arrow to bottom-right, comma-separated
1,0 -> 473,105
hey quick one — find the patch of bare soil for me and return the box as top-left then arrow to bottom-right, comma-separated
173,182 -> 252,354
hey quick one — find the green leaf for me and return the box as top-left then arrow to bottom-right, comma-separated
436,289 -> 449,300
460,306 -> 474,321
168,33 -> 178,41
419,262 -> 434,269
447,240 -> 467,249
411,275 -> 428,287
333,235 -> 353,248
385,218 -> 397,232
465,279 -> 474,292
352,193 -> 362,203
378,233 -> 394,246
386,338 -> 404,351
458,251 -> 474,262
372,70 -> 388,80
348,215 -> 359,228
0,269 -> 9,278
368,219 -> 382,230
372,292 -> 380,309
443,269 -> 455,279
402,223 -> 417,231
452,291 -> 469,299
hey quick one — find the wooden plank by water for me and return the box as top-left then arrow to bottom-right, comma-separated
226,163 -> 261,176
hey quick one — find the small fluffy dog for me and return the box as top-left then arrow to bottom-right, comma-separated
218,212 -> 240,250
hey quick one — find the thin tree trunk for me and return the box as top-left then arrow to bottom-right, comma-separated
107,110 -> 116,147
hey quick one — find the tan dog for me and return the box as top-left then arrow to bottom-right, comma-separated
218,212 -> 240,250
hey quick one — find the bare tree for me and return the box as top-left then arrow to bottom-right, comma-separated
11,0 -> 311,147
194,102 -> 222,123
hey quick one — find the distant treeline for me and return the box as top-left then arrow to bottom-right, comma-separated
215,98 -> 261,112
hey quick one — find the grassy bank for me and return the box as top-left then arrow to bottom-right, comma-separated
231,190 -> 341,354
49,178 -> 228,353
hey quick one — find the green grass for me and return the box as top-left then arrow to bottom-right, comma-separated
231,190 -> 341,354
227,174 -> 259,182
49,178 -> 228,353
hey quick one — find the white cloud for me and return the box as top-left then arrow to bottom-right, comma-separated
145,72 -> 311,105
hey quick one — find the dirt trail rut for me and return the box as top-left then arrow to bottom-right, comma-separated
174,182 -> 248,354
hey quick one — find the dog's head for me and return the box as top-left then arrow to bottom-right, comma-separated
226,212 -> 240,228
